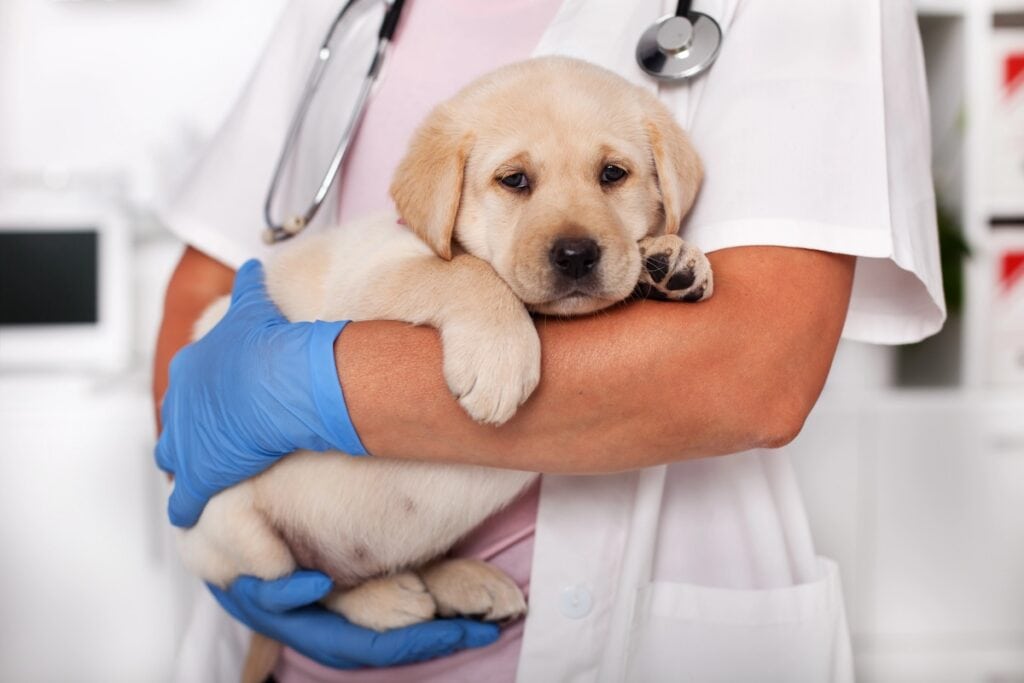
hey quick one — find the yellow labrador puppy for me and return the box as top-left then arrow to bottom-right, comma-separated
178,55 -> 711,663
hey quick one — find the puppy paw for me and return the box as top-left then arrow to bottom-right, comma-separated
419,559 -> 527,623
636,234 -> 713,303
441,312 -> 541,425
324,571 -> 437,631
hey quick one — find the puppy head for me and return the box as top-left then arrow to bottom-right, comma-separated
391,57 -> 702,315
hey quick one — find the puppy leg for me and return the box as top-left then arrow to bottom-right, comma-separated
322,572 -> 438,631
176,484 -> 297,588
636,234 -> 714,303
419,558 -> 527,623
366,253 -> 541,425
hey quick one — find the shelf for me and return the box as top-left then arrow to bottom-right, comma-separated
990,210 -> 1024,225
993,1 -> 1024,16
918,0 -> 1024,17
916,0 -> 965,17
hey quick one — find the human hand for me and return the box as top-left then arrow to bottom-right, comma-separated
155,259 -> 367,528
208,571 -> 500,668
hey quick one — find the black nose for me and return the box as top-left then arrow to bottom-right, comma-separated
549,238 -> 601,280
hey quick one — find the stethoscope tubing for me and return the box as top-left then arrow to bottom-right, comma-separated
263,0 -> 403,244
263,0 -> 718,244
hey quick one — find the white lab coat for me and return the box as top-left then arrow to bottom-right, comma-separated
161,1 -> 945,681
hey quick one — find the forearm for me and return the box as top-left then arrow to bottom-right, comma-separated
338,246 -> 855,473
153,247 -> 236,427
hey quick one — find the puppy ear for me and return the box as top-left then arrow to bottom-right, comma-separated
390,105 -> 472,260
645,108 -> 703,235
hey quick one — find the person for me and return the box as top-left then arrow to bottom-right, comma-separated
153,0 -> 945,680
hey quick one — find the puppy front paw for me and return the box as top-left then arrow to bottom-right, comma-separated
441,312 -> 541,425
636,234 -> 713,302
324,571 -> 437,631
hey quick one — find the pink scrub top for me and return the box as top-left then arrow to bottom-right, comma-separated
275,1 -> 560,681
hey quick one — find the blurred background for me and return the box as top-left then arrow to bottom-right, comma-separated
0,0 -> 1021,680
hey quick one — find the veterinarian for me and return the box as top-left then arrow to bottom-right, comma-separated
154,0 -> 945,680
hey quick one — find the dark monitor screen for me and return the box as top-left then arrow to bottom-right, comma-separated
0,230 -> 99,325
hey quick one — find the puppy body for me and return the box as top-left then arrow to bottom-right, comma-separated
177,57 -> 712,638
182,213 -> 538,608
181,213 -> 540,634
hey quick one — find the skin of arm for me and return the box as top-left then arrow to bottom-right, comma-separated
153,246 -> 236,427
337,245 -> 855,473
153,244 -> 855,473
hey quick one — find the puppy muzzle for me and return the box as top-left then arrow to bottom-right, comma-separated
549,237 -> 601,281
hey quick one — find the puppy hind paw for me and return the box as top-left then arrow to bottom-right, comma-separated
419,559 -> 527,623
636,234 -> 713,303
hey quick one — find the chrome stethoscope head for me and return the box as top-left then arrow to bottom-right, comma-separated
636,0 -> 722,82
263,0 -> 406,245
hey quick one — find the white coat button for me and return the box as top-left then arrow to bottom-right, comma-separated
559,584 -> 593,619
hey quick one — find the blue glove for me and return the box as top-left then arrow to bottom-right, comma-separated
156,259 -> 367,528
208,571 -> 500,668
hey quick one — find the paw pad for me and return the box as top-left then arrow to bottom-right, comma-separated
644,252 -> 671,282
636,235 -> 713,303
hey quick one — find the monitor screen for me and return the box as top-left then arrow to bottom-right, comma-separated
0,230 -> 99,325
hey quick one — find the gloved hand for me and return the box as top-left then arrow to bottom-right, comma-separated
156,259 -> 367,528
209,571 -> 500,668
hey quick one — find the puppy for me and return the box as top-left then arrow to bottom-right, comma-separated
178,56 -> 712,677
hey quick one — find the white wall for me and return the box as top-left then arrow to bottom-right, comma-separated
0,2 -> 286,680
0,0 -> 286,204
0,375 -> 188,682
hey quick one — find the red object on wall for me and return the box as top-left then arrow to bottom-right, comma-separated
1001,251 -> 1024,293
1005,53 -> 1024,96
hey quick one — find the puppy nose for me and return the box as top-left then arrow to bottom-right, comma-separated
550,238 -> 601,280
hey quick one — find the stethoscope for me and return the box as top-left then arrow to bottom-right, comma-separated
263,0 -> 721,245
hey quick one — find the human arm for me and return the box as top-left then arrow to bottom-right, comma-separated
156,254 -> 370,526
337,245 -> 855,472
152,248 -> 500,666
153,246 -> 235,428
154,244 -> 854,478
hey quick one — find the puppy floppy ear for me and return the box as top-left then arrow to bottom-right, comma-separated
645,107 -> 703,235
390,104 -> 473,260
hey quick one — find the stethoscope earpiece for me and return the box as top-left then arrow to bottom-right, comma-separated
636,10 -> 722,82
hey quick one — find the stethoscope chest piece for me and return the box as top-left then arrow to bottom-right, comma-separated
636,12 -> 721,81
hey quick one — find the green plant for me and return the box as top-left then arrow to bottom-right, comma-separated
936,199 -> 970,315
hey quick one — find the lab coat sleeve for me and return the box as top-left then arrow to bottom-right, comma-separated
676,0 -> 945,345
155,0 -> 376,268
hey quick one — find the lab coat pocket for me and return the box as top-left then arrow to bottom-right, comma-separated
624,557 -> 852,683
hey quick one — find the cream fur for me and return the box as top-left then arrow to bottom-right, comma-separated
177,58 -> 705,644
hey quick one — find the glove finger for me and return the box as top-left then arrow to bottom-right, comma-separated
361,619 -> 500,667
230,260 -> 286,325
166,479 -> 207,528
232,572 -> 334,612
154,431 -> 174,474
166,340 -> 193,379
444,618 -> 502,649
230,259 -> 267,304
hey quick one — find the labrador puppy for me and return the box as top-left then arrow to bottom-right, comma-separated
177,56 -> 711,676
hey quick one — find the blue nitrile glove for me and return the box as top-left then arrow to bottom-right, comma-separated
156,259 -> 367,528
209,571 -> 500,668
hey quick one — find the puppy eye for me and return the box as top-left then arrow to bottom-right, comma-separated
600,165 -> 627,184
499,172 -> 530,191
